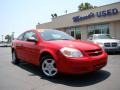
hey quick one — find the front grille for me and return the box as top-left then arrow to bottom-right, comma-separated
85,49 -> 102,56
104,43 -> 110,47
111,43 -> 117,47
104,42 -> 117,47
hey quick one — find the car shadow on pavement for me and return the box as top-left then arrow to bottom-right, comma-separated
45,70 -> 111,87
17,62 -> 111,87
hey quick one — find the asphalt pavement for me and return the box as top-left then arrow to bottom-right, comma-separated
0,47 -> 120,90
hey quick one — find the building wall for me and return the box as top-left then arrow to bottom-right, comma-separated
80,21 -> 120,40
109,21 -> 120,39
114,21 -> 120,39
109,22 -> 115,37
36,2 -> 120,40
80,26 -> 88,40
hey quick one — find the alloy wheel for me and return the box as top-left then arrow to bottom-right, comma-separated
42,58 -> 58,77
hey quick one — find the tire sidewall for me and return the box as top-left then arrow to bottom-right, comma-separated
12,51 -> 19,64
40,56 -> 58,78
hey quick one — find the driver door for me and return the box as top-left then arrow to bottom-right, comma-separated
22,31 -> 40,64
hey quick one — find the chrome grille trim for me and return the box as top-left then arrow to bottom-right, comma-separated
85,49 -> 102,56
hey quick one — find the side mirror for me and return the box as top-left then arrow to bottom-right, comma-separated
27,37 -> 38,43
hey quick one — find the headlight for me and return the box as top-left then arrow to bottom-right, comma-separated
60,47 -> 83,58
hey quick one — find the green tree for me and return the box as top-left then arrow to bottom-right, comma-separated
5,35 -> 11,43
51,13 -> 57,18
78,2 -> 96,11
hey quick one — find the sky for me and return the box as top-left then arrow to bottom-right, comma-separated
0,0 -> 120,40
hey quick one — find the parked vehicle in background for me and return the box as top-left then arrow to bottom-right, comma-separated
0,42 -> 11,47
11,29 -> 108,78
88,34 -> 120,52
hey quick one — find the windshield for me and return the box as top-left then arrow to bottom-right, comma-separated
39,29 -> 75,41
94,34 -> 113,39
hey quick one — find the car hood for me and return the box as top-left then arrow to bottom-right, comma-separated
47,40 -> 101,51
93,39 -> 120,43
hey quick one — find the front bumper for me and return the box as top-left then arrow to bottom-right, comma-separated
104,46 -> 120,52
56,52 -> 108,74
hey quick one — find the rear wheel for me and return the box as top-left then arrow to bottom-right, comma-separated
12,51 -> 20,65
41,56 -> 58,78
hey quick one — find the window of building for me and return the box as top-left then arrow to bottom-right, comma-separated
66,27 -> 81,39
66,28 -> 75,38
87,24 -> 109,37
75,27 -> 81,39
70,30 -> 75,37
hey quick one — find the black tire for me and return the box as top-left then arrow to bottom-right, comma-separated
40,56 -> 58,78
12,51 -> 20,65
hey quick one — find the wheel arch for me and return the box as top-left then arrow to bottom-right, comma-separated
39,50 -> 58,65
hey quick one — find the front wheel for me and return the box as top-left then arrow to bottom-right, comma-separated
12,51 -> 20,65
41,56 -> 58,78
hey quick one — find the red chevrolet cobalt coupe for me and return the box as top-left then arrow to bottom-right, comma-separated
11,29 -> 108,77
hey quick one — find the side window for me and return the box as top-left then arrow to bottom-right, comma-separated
23,31 -> 37,41
17,33 -> 24,40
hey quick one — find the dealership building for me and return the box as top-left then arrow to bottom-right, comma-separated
36,2 -> 120,40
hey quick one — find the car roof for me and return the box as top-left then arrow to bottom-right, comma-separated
25,28 -> 59,32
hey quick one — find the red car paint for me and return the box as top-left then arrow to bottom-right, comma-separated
11,29 -> 108,75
